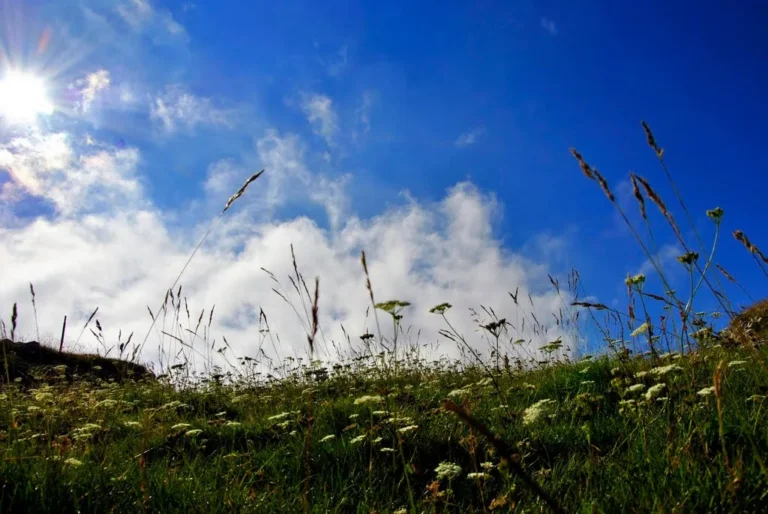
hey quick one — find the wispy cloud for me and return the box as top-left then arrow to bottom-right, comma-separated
117,0 -> 187,39
316,43 -> 349,77
150,85 -> 233,134
455,127 -> 486,148
300,93 -> 339,147
253,129 -> 349,228
357,90 -> 376,134
636,243 -> 684,277
74,70 -> 111,113
540,17 -> 557,35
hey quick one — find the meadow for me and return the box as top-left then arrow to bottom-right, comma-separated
1,122 -> 767,513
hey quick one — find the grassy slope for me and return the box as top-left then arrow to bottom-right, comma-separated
1,340 -> 767,513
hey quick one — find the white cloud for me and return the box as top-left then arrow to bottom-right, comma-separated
300,93 -> 338,147
0,130 -> 144,217
357,91 -> 376,134
1,179 -> 570,371
541,17 -> 557,35
635,243 -> 683,278
254,129 -> 348,229
74,69 -> 111,113
0,131 -> 571,372
455,127 -> 486,148
117,0 -> 187,39
327,44 -> 348,77
150,85 -> 233,134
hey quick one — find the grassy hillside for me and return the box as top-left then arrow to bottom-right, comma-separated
2,123 -> 768,513
1,338 -> 768,513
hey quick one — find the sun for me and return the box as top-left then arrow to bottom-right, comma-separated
0,69 -> 55,124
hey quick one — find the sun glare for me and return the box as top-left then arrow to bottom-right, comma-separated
0,70 -> 55,124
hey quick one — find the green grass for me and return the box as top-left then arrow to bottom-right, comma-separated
3,120 -> 768,513
1,342 -> 768,513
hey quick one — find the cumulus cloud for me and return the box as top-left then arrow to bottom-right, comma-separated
540,17 -> 557,35
455,127 -> 486,148
1,130 -> 571,373
150,85 -> 233,134
300,93 -> 338,147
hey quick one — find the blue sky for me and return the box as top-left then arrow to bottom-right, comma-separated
0,0 -> 766,366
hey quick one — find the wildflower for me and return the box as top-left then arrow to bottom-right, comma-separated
626,274 -> 646,287
124,421 -> 142,428
398,425 -> 418,434
656,397 -> 669,403
354,395 -> 384,406
467,472 -> 491,480
631,323 -> 649,337
581,380 -> 595,386
627,384 -> 646,393
371,410 -> 388,416
320,435 -> 335,443
373,437 -> 383,444
475,378 -> 493,387
267,412 -> 290,421
728,360 -> 747,368
435,461 -> 462,480
223,421 -> 241,428
394,509 -> 408,514
380,447 -> 395,453
33,392 -> 54,402
706,207 -> 724,223
350,435 -> 366,444
448,389 -> 470,398
522,399 -> 556,426
348,414 -> 359,420
697,386 -> 716,397
171,423 -> 191,431
645,383 -> 666,401
650,364 -> 683,377
65,458 -> 84,467
185,429 -> 203,437
96,399 -> 118,408
480,462 -> 495,470
635,371 -> 650,379
677,251 -> 699,267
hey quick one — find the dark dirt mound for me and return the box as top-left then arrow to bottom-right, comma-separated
0,339 -> 153,385
715,299 -> 768,349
